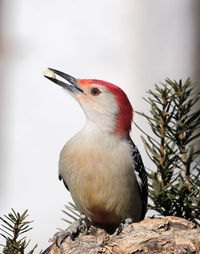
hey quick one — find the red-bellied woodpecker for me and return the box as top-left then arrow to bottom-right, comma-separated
44,68 -> 148,240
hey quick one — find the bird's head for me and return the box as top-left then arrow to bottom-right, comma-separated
44,68 -> 133,137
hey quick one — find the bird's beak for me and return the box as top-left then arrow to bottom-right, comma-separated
44,68 -> 83,94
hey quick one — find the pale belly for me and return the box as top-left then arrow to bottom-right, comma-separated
59,127 -> 144,226
59,141 -> 142,225
69,166 -> 142,225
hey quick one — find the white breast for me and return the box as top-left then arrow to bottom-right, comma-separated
59,124 -> 142,225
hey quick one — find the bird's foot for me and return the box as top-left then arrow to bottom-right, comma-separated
116,217 -> 133,235
53,215 -> 91,247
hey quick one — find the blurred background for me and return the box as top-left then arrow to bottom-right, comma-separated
0,0 -> 200,251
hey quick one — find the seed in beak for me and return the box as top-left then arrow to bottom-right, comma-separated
43,69 -> 56,79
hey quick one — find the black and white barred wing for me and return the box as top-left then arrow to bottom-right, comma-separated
128,138 -> 148,219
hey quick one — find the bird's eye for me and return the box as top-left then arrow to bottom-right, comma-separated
90,87 -> 101,96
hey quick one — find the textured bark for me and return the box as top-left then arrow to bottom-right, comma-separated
45,216 -> 200,254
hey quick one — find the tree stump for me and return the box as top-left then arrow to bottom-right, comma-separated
43,216 -> 200,254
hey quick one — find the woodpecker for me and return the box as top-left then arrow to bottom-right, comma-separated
44,68 -> 148,232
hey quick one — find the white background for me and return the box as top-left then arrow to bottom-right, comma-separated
0,0 -> 200,252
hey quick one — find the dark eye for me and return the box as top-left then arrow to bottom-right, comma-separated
90,87 -> 101,96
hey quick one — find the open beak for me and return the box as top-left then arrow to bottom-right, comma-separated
44,68 -> 83,94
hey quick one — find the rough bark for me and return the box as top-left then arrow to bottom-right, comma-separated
44,216 -> 200,254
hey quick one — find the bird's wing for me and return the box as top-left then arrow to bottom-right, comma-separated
127,137 -> 148,219
59,174 -> 69,191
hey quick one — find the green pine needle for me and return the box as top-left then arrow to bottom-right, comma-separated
61,202 -> 81,225
136,78 -> 200,226
0,209 -> 38,254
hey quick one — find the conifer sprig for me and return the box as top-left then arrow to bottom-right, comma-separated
62,202 -> 81,225
137,78 -> 200,226
0,209 -> 38,254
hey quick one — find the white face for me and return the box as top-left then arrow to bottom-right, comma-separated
73,83 -> 119,133
44,69 -> 132,135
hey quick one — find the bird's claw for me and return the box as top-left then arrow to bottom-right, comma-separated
53,215 -> 91,247
77,215 -> 91,233
116,217 -> 133,235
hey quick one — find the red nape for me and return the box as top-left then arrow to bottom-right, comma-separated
89,79 -> 134,136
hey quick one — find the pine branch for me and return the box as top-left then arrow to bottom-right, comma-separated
136,78 -> 200,226
0,209 -> 38,254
